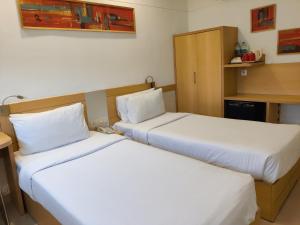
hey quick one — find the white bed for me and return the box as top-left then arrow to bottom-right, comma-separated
15,131 -> 257,225
114,112 -> 300,183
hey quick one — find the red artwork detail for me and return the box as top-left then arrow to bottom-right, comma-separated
19,0 -> 136,32
251,4 -> 276,32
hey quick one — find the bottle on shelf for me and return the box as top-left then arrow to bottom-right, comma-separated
240,42 -> 250,55
235,42 -> 242,57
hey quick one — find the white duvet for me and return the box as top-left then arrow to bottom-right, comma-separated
114,113 -> 300,183
15,132 -> 257,225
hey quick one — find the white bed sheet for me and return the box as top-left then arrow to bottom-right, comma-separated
114,112 -> 189,139
114,113 -> 300,183
15,131 -> 257,225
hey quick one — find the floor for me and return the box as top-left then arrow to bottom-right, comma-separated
6,201 -> 36,225
5,182 -> 300,225
260,181 -> 300,225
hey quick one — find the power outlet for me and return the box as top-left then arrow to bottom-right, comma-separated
240,69 -> 248,76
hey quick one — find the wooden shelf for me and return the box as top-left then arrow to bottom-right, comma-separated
224,61 -> 265,68
224,94 -> 300,104
224,54 -> 266,68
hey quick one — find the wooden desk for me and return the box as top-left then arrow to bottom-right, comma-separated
0,133 -> 24,215
224,94 -> 300,123
224,94 -> 300,104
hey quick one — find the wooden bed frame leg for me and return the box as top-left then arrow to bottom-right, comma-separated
3,145 -> 25,215
24,193 -> 61,225
250,210 -> 260,225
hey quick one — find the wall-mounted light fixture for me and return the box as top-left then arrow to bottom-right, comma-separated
0,95 -> 25,132
1,95 -> 25,106
145,76 -> 155,88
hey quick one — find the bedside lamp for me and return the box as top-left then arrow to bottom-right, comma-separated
1,95 -> 25,106
0,95 -> 25,118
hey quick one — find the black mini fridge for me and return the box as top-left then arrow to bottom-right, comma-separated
224,100 -> 266,122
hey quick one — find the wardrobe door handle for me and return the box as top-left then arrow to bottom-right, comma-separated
193,72 -> 196,84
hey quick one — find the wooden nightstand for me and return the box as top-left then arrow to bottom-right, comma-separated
0,133 -> 12,150
0,132 -> 24,215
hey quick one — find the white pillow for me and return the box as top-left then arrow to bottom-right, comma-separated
116,88 -> 154,122
126,88 -> 165,124
10,103 -> 90,155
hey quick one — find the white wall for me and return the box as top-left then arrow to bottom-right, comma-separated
85,90 -> 109,127
163,91 -> 177,112
188,0 -> 300,124
0,0 -> 187,102
280,105 -> 300,124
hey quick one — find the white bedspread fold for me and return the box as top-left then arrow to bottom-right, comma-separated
18,133 -> 125,199
114,112 -> 190,142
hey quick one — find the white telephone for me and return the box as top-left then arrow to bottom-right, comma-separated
97,126 -> 115,134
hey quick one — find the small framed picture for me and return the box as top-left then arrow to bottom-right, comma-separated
278,28 -> 300,54
251,4 -> 276,32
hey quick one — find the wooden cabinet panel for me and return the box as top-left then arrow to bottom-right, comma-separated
174,35 -> 198,113
195,30 -> 222,116
174,27 -> 237,117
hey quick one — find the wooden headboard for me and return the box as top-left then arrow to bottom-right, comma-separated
106,83 -> 153,125
0,93 -> 87,152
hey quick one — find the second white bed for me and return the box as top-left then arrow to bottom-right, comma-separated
15,132 -> 257,225
114,113 -> 300,183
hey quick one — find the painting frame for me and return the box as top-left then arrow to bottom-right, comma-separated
17,0 -> 136,33
251,4 -> 276,33
278,28 -> 300,55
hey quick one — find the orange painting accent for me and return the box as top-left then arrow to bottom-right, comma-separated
18,0 -> 136,33
278,28 -> 300,54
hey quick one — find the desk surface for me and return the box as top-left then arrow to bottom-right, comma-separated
0,132 -> 12,149
224,94 -> 300,104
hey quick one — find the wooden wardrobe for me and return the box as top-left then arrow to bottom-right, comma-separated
174,26 -> 237,117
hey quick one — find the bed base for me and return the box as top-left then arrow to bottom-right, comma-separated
24,192 -> 260,225
24,193 -> 61,225
255,158 -> 300,222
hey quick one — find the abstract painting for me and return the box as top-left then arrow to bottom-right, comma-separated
18,0 -> 136,33
251,4 -> 276,32
278,28 -> 300,54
